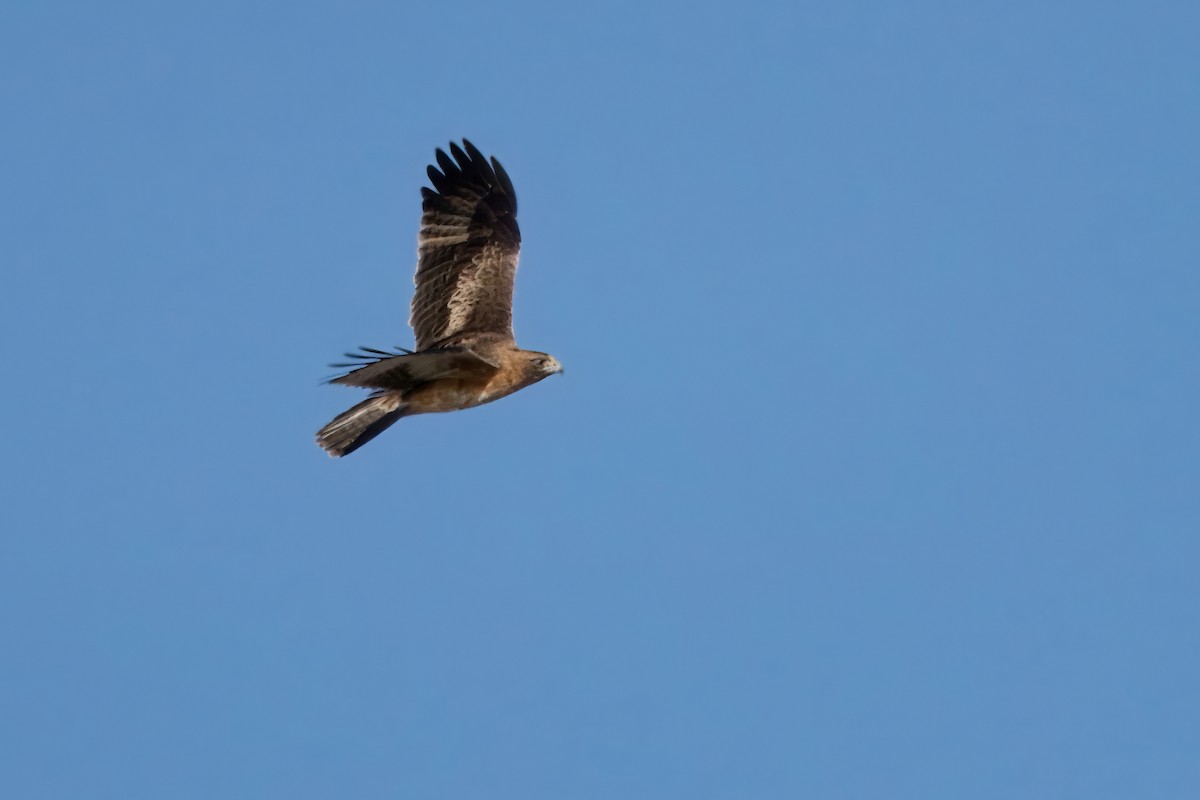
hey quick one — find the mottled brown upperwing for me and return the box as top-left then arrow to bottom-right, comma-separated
410,140 -> 521,352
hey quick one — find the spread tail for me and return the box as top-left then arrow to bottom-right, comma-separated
316,394 -> 406,457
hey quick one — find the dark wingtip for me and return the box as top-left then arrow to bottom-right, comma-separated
491,156 -> 517,212
461,139 -> 486,168
424,140 -> 517,219
448,141 -> 469,167
426,164 -> 443,186
435,148 -> 457,177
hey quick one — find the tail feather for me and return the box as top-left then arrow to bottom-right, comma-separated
316,394 -> 406,457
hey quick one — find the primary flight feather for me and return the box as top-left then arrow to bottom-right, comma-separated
316,140 -> 562,457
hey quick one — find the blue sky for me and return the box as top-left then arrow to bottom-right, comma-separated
3,1 -> 1198,797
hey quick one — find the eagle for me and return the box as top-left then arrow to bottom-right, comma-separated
315,140 -> 562,457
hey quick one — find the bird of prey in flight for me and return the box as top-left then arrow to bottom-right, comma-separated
316,140 -> 562,457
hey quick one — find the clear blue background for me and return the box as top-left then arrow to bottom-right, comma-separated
3,1 -> 1198,797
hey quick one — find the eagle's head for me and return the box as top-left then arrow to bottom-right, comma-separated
525,352 -> 564,379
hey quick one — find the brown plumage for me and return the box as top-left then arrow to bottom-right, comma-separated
316,140 -> 562,457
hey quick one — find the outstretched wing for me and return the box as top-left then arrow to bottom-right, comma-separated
327,345 -> 499,391
411,140 -> 521,352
